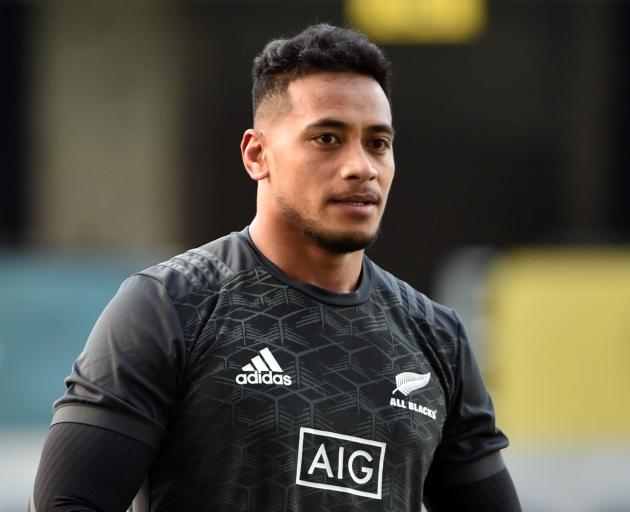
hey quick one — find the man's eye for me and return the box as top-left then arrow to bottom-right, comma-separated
313,134 -> 340,145
369,138 -> 391,151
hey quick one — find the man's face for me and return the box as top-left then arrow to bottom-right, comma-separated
258,71 -> 395,253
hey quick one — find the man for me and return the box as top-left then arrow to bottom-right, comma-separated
32,24 -> 521,511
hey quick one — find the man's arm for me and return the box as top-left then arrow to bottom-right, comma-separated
423,450 -> 521,512
424,466 -> 521,512
424,305 -> 521,510
30,274 -> 187,511
31,423 -> 154,512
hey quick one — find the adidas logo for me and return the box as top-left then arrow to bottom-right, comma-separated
235,347 -> 292,386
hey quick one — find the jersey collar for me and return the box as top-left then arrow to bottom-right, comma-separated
239,226 -> 374,307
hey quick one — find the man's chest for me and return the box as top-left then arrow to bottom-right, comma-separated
161,286 -> 448,508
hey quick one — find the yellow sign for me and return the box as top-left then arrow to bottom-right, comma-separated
344,0 -> 486,44
486,249 -> 630,441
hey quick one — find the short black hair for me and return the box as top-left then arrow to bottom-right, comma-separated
251,24 -> 392,118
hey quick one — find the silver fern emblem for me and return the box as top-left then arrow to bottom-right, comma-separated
392,372 -> 431,396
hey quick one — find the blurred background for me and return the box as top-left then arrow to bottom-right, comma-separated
1,0 -> 629,510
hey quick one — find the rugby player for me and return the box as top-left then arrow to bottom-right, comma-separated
31,24 -> 521,511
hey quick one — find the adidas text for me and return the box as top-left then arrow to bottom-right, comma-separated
236,372 -> 292,386
236,347 -> 292,386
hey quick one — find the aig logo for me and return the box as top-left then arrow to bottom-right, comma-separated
295,427 -> 387,499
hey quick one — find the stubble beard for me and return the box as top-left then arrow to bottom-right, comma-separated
275,195 -> 381,254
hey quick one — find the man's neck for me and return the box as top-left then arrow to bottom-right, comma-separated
248,216 -> 364,294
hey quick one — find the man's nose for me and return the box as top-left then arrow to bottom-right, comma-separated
339,142 -> 378,180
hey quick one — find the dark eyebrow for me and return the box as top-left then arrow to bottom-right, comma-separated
371,123 -> 396,138
304,118 -> 395,138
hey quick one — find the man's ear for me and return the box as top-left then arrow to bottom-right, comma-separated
241,129 -> 269,181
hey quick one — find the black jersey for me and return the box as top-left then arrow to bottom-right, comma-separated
52,227 -> 508,512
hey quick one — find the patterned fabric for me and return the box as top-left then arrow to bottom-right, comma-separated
53,227 -> 507,511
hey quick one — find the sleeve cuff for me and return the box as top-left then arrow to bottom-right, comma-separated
429,451 -> 507,487
52,404 -> 164,450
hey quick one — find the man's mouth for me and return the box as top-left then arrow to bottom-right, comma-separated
331,193 -> 379,206
329,192 -> 380,216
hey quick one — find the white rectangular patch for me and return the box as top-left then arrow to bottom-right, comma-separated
295,427 -> 386,500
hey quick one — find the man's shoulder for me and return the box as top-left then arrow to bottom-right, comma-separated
135,228 -> 257,301
368,258 -> 460,339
